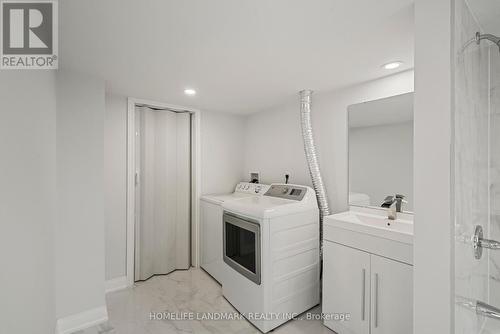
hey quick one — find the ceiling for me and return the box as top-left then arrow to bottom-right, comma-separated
60,0 -> 415,114
348,92 -> 413,128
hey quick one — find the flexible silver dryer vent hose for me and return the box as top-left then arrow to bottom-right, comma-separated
299,90 -> 331,255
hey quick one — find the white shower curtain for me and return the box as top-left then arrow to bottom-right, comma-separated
134,106 -> 191,281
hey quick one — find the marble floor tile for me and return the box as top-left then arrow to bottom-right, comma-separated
83,268 -> 333,334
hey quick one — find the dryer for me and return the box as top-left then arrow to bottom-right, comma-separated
221,183 -> 320,333
200,182 -> 269,284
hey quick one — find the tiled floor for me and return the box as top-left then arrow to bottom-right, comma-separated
81,268 -> 333,334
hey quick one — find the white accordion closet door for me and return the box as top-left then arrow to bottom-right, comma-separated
134,106 -> 190,281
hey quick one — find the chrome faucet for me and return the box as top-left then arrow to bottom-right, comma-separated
382,194 -> 407,220
393,194 -> 406,213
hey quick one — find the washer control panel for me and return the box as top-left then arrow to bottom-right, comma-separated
234,182 -> 270,194
264,184 -> 307,201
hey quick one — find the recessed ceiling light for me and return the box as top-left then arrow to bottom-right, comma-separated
184,88 -> 196,96
382,61 -> 403,70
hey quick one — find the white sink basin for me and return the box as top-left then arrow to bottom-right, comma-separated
324,207 -> 414,264
328,210 -> 413,244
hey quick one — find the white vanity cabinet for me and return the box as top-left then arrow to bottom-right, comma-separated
370,253 -> 412,334
323,241 -> 370,334
322,209 -> 414,334
323,241 -> 412,334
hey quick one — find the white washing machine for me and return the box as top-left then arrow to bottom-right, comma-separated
221,184 -> 320,333
200,182 -> 269,284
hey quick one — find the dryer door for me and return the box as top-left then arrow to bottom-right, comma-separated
223,212 -> 261,285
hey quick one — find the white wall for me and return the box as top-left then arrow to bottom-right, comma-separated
244,70 -> 414,212
104,94 -> 128,280
201,110 -> 246,194
0,72 -> 56,334
103,95 -> 246,280
0,69 -> 108,334
414,0 -> 453,332
349,121 -> 414,211
56,71 -> 106,320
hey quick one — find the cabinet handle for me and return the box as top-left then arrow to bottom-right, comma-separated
374,273 -> 379,328
361,268 -> 366,321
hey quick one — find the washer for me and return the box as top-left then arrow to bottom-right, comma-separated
200,182 -> 269,284
221,183 -> 320,333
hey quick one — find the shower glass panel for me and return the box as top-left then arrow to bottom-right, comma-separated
454,0 -> 500,332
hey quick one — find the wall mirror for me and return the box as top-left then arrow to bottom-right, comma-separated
348,92 -> 414,213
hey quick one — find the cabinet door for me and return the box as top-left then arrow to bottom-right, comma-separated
323,241 -> 370,334
371,255 -> 413,334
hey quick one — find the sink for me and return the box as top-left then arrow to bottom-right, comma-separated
329,210 -> 413,244
324,207 -> 414,264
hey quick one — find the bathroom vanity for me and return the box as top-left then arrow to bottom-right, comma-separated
322,92 -> 415,333
322,207 -> 413,334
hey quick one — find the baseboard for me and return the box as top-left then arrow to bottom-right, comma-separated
105,275 -> 128,293
56,306 -> 108,334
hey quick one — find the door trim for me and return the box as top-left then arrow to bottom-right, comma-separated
126,97 -> 201,287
